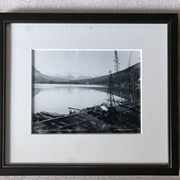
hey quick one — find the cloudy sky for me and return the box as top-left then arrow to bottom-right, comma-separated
33,50 -> 141,77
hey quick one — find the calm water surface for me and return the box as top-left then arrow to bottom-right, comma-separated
33,84 -> 122,114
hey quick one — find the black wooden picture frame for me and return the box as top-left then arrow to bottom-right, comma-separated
0,13 -> 178,175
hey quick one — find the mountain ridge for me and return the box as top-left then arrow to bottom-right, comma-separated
33,62 -> 140,85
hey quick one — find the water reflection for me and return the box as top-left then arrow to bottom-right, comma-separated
33,84 -> 122,114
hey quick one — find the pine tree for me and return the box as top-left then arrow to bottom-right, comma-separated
114,50 -> 120,72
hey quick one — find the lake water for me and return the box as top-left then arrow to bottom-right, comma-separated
33,84 -> 122,114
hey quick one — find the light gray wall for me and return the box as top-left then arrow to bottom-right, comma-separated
0,0 -> 180,179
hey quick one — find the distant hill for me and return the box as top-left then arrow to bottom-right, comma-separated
52,74 -> 93,81
33,62 -> 140,85
33,67 -> 65,83
67,62 -> 140,85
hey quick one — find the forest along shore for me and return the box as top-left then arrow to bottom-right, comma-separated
32,101 -> 140,134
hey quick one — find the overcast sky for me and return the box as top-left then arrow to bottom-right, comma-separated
33,50 -> 141,77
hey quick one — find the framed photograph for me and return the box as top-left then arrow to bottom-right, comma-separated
0,13 -> 178,175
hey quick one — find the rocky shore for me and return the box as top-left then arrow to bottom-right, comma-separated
33,102 -> 140,134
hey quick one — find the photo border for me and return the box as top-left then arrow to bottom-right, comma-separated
32,48 -> 142,135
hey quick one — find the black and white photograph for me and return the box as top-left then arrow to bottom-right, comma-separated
32,50 -> 141,134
